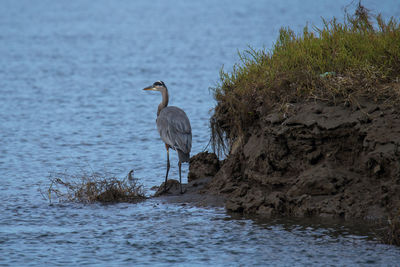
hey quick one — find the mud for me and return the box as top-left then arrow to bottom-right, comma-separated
188,152 -> 220,182
151,177 -> 225,208
191,99 -> 400,220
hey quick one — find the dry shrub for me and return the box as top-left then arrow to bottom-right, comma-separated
41,170 -> 146,204
381,212 -> 400,246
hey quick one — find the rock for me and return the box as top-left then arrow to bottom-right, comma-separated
204,100 -> 400,220
188,152 -> 220,182
287,165 -> 349,197
226,198 -> 243,212
154,179 -> 182,196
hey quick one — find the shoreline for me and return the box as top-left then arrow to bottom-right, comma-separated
187,100 -> 400,221
150,177 -> 225,208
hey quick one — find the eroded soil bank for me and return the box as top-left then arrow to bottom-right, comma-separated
189,99 -> 400,220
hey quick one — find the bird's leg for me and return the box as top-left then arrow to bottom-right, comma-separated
178,161 -> 183,194
164,144 -> 170,192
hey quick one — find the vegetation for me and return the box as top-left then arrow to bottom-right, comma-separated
210,4 -> 400,155
382,212 -> 400,246
41,170 -> 146,204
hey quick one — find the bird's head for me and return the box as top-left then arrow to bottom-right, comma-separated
143,81 -> 167,92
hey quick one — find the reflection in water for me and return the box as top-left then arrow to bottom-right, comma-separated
1,0 -> 400,265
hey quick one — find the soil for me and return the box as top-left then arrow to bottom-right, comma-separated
186,99 -> 400,220
151,177 -> 225,208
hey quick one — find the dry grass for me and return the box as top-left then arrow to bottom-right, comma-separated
381,211 -> 400,246
41,170 -> 147,204
210,4 -> 400,155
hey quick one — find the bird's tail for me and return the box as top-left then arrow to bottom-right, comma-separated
177,149 -> 190,163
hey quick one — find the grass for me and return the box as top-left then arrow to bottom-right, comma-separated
41,170 -> 147,204
382,211 -> 400,246
210,4 -> 400,155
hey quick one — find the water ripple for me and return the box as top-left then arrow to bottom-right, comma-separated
1,0 -> 400,265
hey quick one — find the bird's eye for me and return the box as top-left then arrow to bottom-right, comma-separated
153,81 -> 164,87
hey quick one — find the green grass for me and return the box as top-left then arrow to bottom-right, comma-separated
211,4 -> 400,155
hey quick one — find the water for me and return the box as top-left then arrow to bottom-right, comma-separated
1,0 -> 400,265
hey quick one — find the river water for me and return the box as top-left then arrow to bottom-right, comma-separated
1,0 -> 400,265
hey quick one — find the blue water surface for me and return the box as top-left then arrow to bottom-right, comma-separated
1,0 -> 400,265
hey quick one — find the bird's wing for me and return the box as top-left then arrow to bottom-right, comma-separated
157,106 -> 192,154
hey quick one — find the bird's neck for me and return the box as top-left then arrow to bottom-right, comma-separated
157,87 -> 169,116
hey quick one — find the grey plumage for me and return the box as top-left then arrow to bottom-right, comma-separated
157,106 -> 192,162
143,81 -> 192,193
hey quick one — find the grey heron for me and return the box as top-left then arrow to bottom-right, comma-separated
143,81 -> 192,194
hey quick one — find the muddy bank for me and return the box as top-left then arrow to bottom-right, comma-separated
191,99 -> 400,220
151,177 -> 225,208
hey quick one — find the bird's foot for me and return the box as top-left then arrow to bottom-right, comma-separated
180,188 -> 187,195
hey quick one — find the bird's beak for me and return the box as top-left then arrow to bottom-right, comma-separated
143,85 -> 156,91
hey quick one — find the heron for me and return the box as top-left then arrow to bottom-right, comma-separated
143,81 -> 192,194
